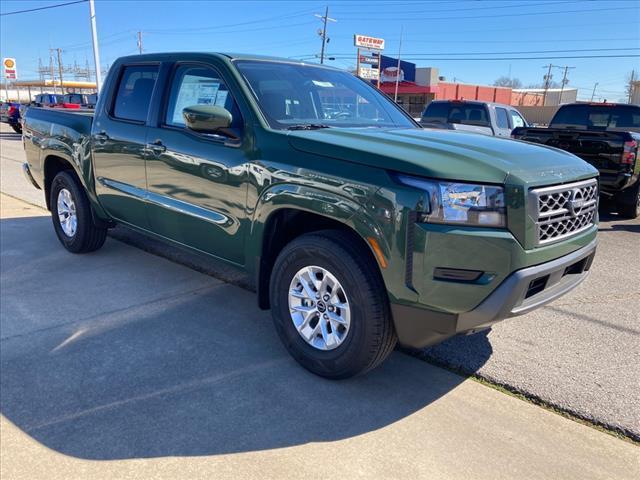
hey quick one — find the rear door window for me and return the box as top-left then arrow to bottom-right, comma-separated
495,107 -> 510,129
112,65 -> 159,122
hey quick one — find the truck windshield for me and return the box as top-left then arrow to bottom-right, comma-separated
551,104 -> 640,130
422,102 -> 491,127
235,60 -> 416,129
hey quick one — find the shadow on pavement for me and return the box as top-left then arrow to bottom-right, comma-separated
0,216 -> 493,460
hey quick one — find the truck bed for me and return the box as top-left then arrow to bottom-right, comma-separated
22,107 -> 94,193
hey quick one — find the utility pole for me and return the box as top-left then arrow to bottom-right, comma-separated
629,69 -> 636,103
55,48 -> 64,93
89,0 -> 103,91
315,7 -> 336,64
137,31 -> 143,54
591,82 -> 598,102
394,26 -> 404,103
556,65 -> 575,105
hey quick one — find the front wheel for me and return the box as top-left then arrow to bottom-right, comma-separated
50,171 -> 107,253
269,230 -> 397,379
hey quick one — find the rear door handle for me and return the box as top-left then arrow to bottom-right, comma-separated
94,132 -> 109,143
146,140 -> 166,154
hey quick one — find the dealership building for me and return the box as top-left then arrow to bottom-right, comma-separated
370,55 -> 575,116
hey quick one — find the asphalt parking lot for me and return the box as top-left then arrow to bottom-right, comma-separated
1,193 -> 638,480
2,123 -> 638,439
0,123 -> 639,477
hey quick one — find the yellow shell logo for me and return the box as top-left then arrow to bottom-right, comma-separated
4,59 -> 15,69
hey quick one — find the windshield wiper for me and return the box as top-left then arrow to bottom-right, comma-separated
286,124 -> 332,130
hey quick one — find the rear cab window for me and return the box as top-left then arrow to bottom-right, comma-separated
112,65 -> 159,122
551,104 -> 640,130
422,102 -> 490,127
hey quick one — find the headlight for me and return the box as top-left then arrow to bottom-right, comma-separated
394,174 -> 506,227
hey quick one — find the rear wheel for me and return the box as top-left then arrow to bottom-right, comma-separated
50,171 -> 107,253
269,230 -> 396,379
616,181 -> 640,219
11,124 -> 21,134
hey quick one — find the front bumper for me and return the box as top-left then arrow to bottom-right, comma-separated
391,239 -> 597,349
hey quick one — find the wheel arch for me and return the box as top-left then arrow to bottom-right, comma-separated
42,151 -> 111,226
248,184 -> 391,310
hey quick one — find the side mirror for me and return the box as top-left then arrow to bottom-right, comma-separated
182,105 -> 232,134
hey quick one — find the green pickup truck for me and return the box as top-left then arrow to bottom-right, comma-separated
22,53 -> 599,378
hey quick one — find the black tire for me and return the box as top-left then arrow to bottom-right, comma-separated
269,230 -> 397,379
11,124 -> 21,134
50,170 -> 107,253
616,181 -> 640,219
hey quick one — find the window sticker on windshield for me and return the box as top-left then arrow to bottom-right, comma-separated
312,80 -> 334,88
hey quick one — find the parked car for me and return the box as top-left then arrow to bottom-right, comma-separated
32,93 -> 64,107
29,93 -> 82,109
0,101 -> 22,133
512,103 -> 640,218
22,53 -> 598,378
420,100 -> 528,137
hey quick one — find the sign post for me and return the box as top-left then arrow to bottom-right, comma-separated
353,34 -> 384,88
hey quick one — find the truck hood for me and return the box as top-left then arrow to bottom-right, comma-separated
288,127 -> 598,187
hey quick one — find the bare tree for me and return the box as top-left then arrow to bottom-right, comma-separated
494,76 -> 523,88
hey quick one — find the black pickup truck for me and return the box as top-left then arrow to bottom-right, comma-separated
512,103 -> 640,218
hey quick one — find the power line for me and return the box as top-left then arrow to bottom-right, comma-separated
334,0 -> 582,16
145,7 -> 317,34
301,54 -> 640,61
344,6 -> 638,22
0,0 -> 86,16
297,48 -> 639,58
146,20 -> 317,36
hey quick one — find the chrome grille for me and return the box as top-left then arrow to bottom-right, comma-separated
529,178 -> 598,246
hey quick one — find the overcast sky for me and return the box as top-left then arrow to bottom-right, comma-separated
1,0 -> 638,101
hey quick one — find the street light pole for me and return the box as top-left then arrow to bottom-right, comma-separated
89,0 -> 102,91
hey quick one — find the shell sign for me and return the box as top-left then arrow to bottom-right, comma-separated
3,58 -> 17,80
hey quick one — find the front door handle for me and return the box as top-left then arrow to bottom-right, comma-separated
146,140 -> 166,154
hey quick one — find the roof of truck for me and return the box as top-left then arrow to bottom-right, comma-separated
116,52 -> 334,68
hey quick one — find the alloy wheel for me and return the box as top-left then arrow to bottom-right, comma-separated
288,265 -> 351,350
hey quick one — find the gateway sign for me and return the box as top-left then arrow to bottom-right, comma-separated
354,34 -> 385,50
